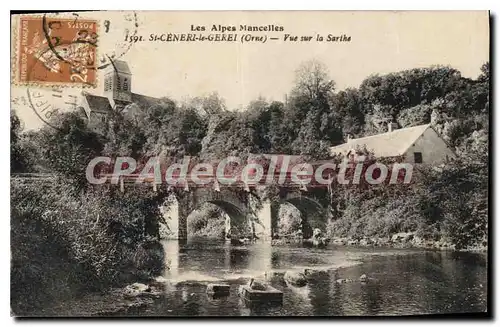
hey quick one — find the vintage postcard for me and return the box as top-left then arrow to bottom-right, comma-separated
10,11 -> 490,317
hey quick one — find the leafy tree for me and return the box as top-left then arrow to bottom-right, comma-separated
287,60 -> 342,150
359,67 -> 463,113
185,91 -> 227,116
330,88 -> 366,138
102,111 -> 146,157
396,104 -> 432,128
10,111 -> 30,173
291,110 -> 332,158
37,111 -> 104,191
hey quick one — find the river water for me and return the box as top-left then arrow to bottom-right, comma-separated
127,239 -> 487,317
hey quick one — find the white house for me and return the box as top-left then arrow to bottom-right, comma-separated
329,122 -> 456,164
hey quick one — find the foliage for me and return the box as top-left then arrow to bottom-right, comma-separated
187,203 -> 227,238
11,111 -> 32,173
36,112 -> 105,191
396,104 -> 432,128
277,203 -> 302,236
10,59 -> 490,314
326,126 -> 488,249
10,178 -> 167,314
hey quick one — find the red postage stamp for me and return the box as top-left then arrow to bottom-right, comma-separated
15,16 -> 98,87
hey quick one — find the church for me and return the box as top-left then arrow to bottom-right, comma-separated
77,60 -> 163,123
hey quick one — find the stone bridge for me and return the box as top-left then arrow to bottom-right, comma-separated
11,174 -> 332,241
162,186 -> 332,241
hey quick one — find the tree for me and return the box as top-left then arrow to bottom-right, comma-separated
292,60 -> 335,103
103,111 -> 146,157
266,102 -> 296,153
359,66 -> 463,115
11,111 -> 30,173
287,60 -> 342,148
330,88 -> 366,138
38,111 -> 104,190
291,110 -> 331,158
185,92 -> 227,116
396,104 -> 432,128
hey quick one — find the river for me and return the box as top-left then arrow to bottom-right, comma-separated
135,239 -> 487,316
37,238 -> 488,317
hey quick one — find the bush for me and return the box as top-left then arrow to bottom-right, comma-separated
10,178 -> 167,314
327,146 -> 488,250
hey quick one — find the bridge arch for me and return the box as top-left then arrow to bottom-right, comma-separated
163,188 -> 252,240
160,188 -> 330,241
281,192 -> 329,239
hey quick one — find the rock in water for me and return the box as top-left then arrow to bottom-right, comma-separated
239,284 -> 283,304
230,239 -> 243,246
313,228 -> 322,238
284,271 -> 308,287
263,271 -> 286,284
230,238 -> 252,246
154,276 -> 168,283
238,285 -> 246,296
124,283 -> 151,297
248,278 -> 267,291
206,283 -> 230,295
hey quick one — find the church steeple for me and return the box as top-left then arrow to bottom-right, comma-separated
103,60 -> 132,110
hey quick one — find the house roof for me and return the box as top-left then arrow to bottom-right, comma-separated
329,123 -> 431,157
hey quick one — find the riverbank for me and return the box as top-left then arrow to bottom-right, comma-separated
272,232 -> 488,252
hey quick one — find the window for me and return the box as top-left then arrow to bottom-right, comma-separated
123,78 -> 128,91
104,77 -> 111,91
414,152 -> 423,163
117,76 -> 121,90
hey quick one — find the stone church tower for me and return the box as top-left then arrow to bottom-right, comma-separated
103,60 -> 132,111
79,60 -> 162,124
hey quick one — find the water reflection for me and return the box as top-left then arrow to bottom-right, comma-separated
154,239 -> 487,316
163,239 -> 279,282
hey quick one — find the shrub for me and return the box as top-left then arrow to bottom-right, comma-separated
10,178 -> 168,314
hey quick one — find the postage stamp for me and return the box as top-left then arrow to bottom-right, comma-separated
14,15 -> 98,87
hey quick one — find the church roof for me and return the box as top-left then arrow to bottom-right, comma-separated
82,92 -> 163,114
329,123 -> 432,157
109,60 -> 131,75
131,93 -> 164,108
83,94 -> 113,113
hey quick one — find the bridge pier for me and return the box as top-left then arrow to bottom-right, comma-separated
160,195 -> 188,241
177,204 -> 188,241
253,199 -> 278,241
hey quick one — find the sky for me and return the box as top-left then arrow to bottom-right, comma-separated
11,11 -> 490,130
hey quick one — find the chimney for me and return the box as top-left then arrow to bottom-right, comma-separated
388,122 -> 398,133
